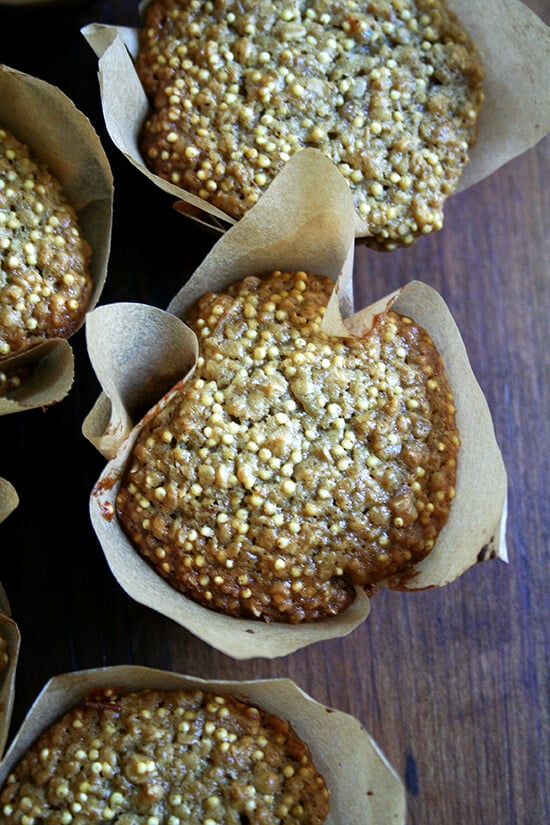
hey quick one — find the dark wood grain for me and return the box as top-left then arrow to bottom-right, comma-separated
0,2 -> 548,824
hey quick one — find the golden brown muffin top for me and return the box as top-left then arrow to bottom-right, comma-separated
0,687 -> 329,824
137,0 -> 483,248
116,271 -> 459,623
0,126 -> 92,364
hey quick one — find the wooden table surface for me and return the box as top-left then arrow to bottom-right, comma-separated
0,2 -> 548,823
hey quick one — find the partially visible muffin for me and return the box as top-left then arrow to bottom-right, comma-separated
137,0 -> 484,248
116,270 -> 459,623
0,126 -> 92,372
0,686 -> 330,824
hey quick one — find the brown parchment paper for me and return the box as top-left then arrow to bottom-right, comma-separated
0,586 -> 20,760
0,582 -> 10,615
0,494 -> 20,759
84,150 -> 507,659
0,478 -> 18,524
0,665 -> 406,824
82,0 -> 550,237
0,64 -> 113,416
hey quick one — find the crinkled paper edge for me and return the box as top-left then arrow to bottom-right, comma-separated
0,492 -> 20,758
0,482 -> 20,755
0,478 -> 18,524
0,610 -> 20,761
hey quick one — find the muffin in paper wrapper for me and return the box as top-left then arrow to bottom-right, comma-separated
0,64 -> 113,416
0,580 -> 20,760
82,0 -> 550,237
0,665 -> 406,824
84,150 -> 507,659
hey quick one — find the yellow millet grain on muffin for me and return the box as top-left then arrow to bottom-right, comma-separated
0,687 -> 330,824
0,126 -> 92,364
136,0 -> 483,249
116,270 -> 459,623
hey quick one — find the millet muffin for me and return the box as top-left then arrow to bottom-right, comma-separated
116,270 -> 459,623
0,686 -> 329,824
0,125 -> 92,376
137,0 -> 484,248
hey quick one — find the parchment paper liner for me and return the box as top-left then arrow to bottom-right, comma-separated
0,478 -> 18,524
84,150 -> 507,659
0,486 -> 20,754
0,64 -> 113,415
82,0 -> 550,237
0,665 -> 406,824
0,493 -> 20,758
0,585 -> 20,760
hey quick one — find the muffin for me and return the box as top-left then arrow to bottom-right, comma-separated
0,686 -> 330,824
116,270 -> 459,623
136,0 -> 484,248
0,125 -> 92,376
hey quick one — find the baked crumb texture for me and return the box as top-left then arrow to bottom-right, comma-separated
0,126 -> 92,373
0,687 -> 329,824
117,271 -> 459,623
137,0 -> 483,248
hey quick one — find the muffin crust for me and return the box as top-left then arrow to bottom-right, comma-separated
0,687 -> 329,824
137,0 -> 483,248
116,271 -> 459,623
